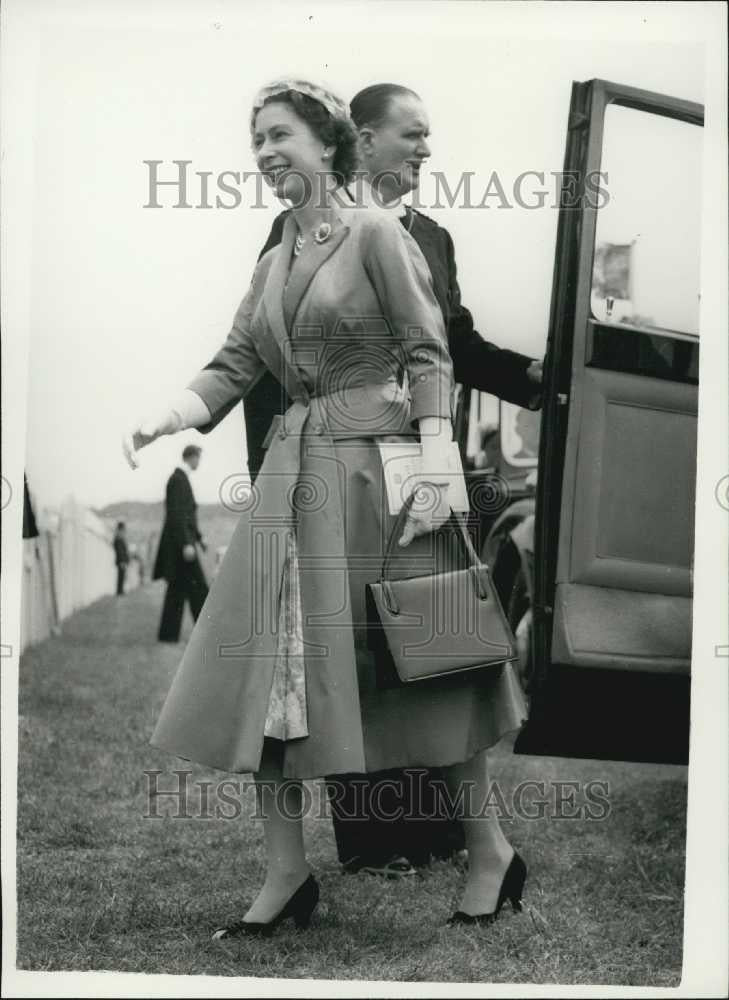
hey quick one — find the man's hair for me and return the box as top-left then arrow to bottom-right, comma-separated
349,83 -> 420,130
182,444 -> 202,461
116,520 -> 125,529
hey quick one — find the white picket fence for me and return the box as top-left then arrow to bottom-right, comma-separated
20,496 -> 141,652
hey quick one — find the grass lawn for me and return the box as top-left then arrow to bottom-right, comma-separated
16,583 -> 687,985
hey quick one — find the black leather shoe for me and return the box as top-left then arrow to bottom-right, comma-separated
447,851 -> 526,927
212,874 -> 319,940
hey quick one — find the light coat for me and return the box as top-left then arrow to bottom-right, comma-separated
151,208 -> 526,778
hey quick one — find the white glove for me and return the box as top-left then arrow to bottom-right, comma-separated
122,409 -> 182,470
122,390 -> 211,470
398,480 -> 451,547
399,415 -> 454,547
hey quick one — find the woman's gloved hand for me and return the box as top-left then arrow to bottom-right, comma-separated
122,409 -> 182,470
122,390 -> 212,470
398,481 -> 451,547
399,415 -> 454,546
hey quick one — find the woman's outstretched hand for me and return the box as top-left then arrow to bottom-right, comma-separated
398,481 -> 451,547
123,391 -> 211,469
122,409 -> 181,470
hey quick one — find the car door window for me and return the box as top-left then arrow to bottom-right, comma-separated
591,103 -> 702,337
465,390 -> 499,469
500,402 -> 540,467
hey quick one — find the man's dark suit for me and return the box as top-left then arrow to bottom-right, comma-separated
243,207 -> 539,868
153,467 -> 209,642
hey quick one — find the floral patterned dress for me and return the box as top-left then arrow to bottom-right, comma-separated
263,531 -> 308,740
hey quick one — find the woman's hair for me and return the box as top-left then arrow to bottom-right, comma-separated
349,83 -> 420,130
251,83 -> 359,187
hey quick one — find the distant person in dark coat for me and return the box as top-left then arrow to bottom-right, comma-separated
23,475 -> 39,539
113,521 -> 130,596
153,445 -> 209,642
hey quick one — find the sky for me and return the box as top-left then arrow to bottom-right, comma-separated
5,1 -> 712,510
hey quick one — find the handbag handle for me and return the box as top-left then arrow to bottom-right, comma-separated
379,488 -> 489,614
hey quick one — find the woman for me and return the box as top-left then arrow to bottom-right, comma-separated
123,79 -> 527,937
253,83 -> 542,877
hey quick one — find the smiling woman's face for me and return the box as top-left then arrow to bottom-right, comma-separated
361,95 -> 431,201
252,101 -> 332,204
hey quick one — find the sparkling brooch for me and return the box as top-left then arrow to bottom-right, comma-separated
294,222 -> 333,257
313,222 -> 332,244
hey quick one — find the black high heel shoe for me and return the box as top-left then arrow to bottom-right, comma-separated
447,851 -> 526,927
212,874 -> 319,940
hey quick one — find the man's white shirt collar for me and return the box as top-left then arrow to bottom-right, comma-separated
346,178 -> 407,218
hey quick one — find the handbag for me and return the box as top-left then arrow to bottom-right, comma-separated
366,493 -> 517,684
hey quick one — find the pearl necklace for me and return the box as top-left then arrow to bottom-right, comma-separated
293,221 -> 333,256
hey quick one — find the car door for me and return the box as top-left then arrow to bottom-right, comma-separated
515,80 -> 703,764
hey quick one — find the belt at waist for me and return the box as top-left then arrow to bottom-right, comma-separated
261,381 -> 414,449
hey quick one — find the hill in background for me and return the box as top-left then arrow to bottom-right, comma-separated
96,501 -> 240,578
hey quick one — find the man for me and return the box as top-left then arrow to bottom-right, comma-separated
239,84 -> 543,875
113,521 -> 130,596
153,444 -> 209,642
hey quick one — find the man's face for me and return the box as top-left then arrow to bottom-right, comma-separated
360,95 -> 431,202
188,454 -> 201,471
